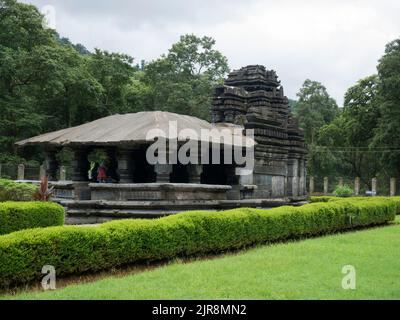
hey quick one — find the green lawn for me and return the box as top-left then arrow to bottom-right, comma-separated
4,218 -> 400,300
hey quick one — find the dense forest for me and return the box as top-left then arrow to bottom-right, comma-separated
1,0 -> 400,187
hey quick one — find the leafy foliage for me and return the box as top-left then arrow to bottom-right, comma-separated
142,35 -> 229,120
294,79 -> 339,144
0,179 -> 36,201
0,201 -> 64,235
333,185 -> 354,198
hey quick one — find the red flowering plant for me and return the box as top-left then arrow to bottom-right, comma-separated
34,176 -> 55,201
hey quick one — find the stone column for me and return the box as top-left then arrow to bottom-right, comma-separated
154,164 -> 173,183
324,177 -> 329,195
44,150 -> 58,181
59,166 -> 67,181
287,158 -> 299,197
299,160 -> 305,195
338,177 -> 344,187
390,178 -> 396,197
309,177 -> 315,194
354,177 -> 360,196
371,178 -> 377,196
117,149 -> 135,183
17,164 -> 25,180
188,165 -> 203,184
71,148 -> 89,182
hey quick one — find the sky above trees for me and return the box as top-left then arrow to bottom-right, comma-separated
19,0 -> 400,106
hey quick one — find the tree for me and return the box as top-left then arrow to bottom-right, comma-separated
294,80 -> 339,144
308,74 -> 384,190
0,0 -> 103,159
143,34 -> 229,120
57,35 -> 91,55
372,38 -> 400,177
0,0 -> 55,156
88,49 -> 138,116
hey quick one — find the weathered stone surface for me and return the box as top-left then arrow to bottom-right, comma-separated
212,65 -> 308,200
89,183 -> 232,201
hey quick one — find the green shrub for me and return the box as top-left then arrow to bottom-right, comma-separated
333,185 -> 354,197
310,196 -> 339,203
311,196 -> 400,215
0,198 -> 395,287
0,180 -> 36,202
0,202 -> 64,236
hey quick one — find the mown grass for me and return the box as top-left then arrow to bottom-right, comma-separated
4,218 -> 400,300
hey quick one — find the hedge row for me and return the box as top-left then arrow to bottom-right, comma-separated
0,198 -> 396,287
311,196 -> 400,214
0,202 -> 65,236
0,179 -> 36,202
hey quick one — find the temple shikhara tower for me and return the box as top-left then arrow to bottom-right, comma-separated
212,65 -> 308,200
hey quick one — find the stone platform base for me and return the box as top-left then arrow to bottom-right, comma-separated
58,197 -> 308,225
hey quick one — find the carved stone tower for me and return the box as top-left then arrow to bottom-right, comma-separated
212,65 -> 308,199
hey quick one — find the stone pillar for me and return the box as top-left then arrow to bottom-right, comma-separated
354,177 -> 360,196
117,149 -> 135,183
299,160 -> 305,195
287,158 -> 299,197
59,166 -> 67,181
371,178 -> 377,196
154,164 -> 173,183
309,177 -> 314,195
71,148 -> 89,182
390,178 -> 396,197
324,177 -> 329,195
338,177 -> 344,187
17,164 -> 25,180
44,150 -> 58,181
188,165 -> 203,184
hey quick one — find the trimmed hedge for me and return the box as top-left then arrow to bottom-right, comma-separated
0,198 -> 396,287
0,179 -> 36,202
0,202 -> 65,236
311,196 -> 400,214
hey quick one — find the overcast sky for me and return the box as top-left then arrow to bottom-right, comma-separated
20,0 -> 400,105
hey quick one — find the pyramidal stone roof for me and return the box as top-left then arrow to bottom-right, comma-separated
16,111 -> 255,148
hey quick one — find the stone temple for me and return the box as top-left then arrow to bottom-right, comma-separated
212,65 -> 308,200
16,65 -> 308,223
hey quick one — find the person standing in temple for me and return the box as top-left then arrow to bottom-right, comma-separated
97,163 -> 107,183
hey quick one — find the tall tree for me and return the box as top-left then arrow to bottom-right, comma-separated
294,80 -> 339,144
143,34 -> 229,120
315,75 -> 380,186
0,0 -> 103,159
88,49 -> 138,116
372,38 -> 400,177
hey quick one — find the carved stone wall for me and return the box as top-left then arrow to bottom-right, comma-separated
212,65 -> 308,199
